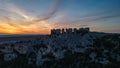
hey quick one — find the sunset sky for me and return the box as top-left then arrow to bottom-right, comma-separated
0,0 -> 120,34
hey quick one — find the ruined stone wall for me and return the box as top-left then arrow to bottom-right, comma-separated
51,27 -> 90,35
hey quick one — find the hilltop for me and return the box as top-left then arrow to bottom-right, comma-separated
0,29 -> 120,68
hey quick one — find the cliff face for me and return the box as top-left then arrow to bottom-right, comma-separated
0,33 -> 120,68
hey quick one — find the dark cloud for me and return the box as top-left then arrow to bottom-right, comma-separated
53,13 -> 120,28
33,0 -> 62,22
79,14 -> 120,22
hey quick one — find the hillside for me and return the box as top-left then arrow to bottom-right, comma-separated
0,32 -> 120,68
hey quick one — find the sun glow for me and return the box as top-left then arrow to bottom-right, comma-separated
0,3 -> 55,34
0,19 -> 53,34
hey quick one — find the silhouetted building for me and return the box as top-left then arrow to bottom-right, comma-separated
62,29 -> 65,34
51,27 -> 90,35
66,28 -> 72,34
51,29 -> 61,35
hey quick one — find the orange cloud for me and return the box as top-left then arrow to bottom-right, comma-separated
0,19 -> 53,34
0,3 -> 55,34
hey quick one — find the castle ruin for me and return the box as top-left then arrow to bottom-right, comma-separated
51,27 -> 90,35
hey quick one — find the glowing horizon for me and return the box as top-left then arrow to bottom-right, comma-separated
0,0 -> 120,34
